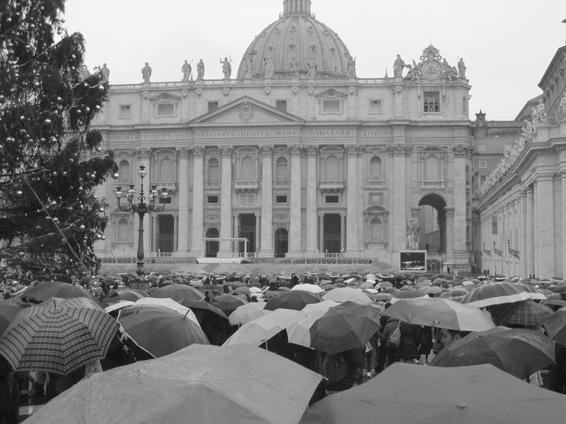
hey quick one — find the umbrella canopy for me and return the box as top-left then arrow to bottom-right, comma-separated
134,297 -> 201,327
393,289 -> 428,300
118,306 -> 209,358
211,294 -> 247,314
229,302 -> 269,326
180,299 -> 228,319
287,301 -> 339,348
152,283 -> 205,303
103,300 -> 135,316
462,282 -> 530,308
233,286 -> 251,295
265,291 -> 321,311
309,302 -> 381,354
541,308 -> 566,346
322,288 -> 372,305
26,344 -> 323,424
21,282 -> 92,303
0,297 -> 118,375
382,298 -> 495,332
291,284 -> 324,294
100,289 -> 145,307
224,309 -> 306,347
0,301 -> 21,336
430,327 -> 555,380
300,363 -> 566,424
489,300 -> 554,328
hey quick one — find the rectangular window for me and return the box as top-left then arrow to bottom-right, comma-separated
369,193 -> 383,203
120,104 -> 131,118
478,160 -> 488,169
275,195 -> 288,204
208,101 -> 219,113
369,99 -> 382,115
480,175 -> 486,184
275,100 -> 288,112
423,92 -> 440,113
159,197 -> 172,204
491,215 -> 498,235
325,195 -> 340,204
157,103 -> 175,116
322,99 -> 341,114
207,195 -> 219,204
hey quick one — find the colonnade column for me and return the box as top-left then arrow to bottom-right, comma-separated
561,171 -> 566,279
526,186 -> 534,276
346,145 -> 360,253
305,146 -> 318,253
191,146 -> 205,257
288,145 -> 302,255
519,190 -> 528,278
259,146 -> 274,258
176,148 -> 190,253
453,145 -> 468,262
390,144 -> 407,251
218,146 -> 233,257
137,149 -> 152,254
445,208 -> 454,259
536,175 -> 555,279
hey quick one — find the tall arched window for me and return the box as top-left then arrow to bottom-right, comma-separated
240,156 -> 256,180
118,160 -> 130,184
208,158 -> 219,185
159,157 -> 175,183
324,155 -> 340,180
370,156 -> 382,180
370,217 -> 383,242
275,157 -> 288,184
424,155 -> 441,182
117,218 -> 129,243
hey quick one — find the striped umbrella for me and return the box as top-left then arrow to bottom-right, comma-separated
489,301 -> 554,328
0,297 -> 118,375
462,282 -> 531,308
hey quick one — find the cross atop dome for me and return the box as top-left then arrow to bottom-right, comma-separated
283,0 -> 312,17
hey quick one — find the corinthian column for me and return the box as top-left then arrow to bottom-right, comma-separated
305,146 -> 318,253
190,146 -> 205,257
390,144 -> 407,251
562,171 -> 566,279
288,145 -> 302,255
259,146 -> 274,258
453,145 -> 469,257
177,148 -> 190,254
218,146 -> 233,257
535,175 -> 555,279
346,145 -> 360,253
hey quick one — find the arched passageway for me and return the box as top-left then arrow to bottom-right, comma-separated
418,194 -> 447,254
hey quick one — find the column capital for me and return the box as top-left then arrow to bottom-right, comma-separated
136,148 -> 151,159
388,143 -> 410,156
452,144 -> 470,158
288,144 -> 303,156
346,144 -> 361,156
193,145 -> 205,158
177,147 -> 191,160
220,146 -> 233,157
305,145 -> 318,157
260,145 -> 274,157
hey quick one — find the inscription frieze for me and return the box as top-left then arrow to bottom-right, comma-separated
193,128 -> 301,138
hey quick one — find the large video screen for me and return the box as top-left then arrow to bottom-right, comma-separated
399,251 -> 427,272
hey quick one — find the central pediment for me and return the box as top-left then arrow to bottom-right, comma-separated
188,96 -> 305,126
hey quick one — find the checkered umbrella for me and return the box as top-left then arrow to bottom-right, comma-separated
462,282 -> 531,308
489,300 -> 554,328
541,308 -> 566,346
0,297 -> 118,375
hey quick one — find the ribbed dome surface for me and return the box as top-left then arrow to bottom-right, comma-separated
237,1 -> 355,81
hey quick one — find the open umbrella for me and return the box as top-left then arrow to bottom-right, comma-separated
541,308 -> 566,346
118,305 -> 209,358
322,288 -> 372,305
103,300 -> 135,316
179,299 -> 227,319
300,363 -> 566,424
462,282 -> 531,308
100,289 -> 145,307
152,283 -> 204,303
229,302 -> 269,326
309,302 -> 381,354
134,297 -> 200,327
224,309 -> 306,347
489,300 -> 553,328
291,284 -> 324,294
211,294 -> 247,314
25,344 -> 323,424
21,282 -> 92,303
383,298 -> 495,332
287,301 -> 339,348
0,297 -> 118,375
430,327 -> 555,379
265,291 -> 320,311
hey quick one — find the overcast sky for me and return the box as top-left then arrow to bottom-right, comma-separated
65,0 -> 565,121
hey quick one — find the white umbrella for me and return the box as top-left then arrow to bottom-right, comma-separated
288,301 -> 339,348
229,302 -> 268,326
134,297 -> 200,327
224,309 -> 306,347
104,300 -> 135,314
323,287 -> 373,304
291,284 -> 324,294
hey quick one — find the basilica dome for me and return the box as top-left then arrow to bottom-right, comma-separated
237,0 -> 356,81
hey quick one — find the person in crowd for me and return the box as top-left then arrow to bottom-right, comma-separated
548,344 -> 566,394
0,358 -> 19,424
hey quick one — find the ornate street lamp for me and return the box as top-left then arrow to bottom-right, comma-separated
115,165 -> 169,277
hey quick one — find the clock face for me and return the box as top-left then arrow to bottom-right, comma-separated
422,61 -> 441,80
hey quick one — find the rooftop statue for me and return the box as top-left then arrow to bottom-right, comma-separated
457,58 -> 467,80
182,60 -> 192,82
197,59 -> 205,81
141,62 -> 152,83
220,57 -> 232,79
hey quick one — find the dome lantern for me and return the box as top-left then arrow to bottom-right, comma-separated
283,0 -> 312,16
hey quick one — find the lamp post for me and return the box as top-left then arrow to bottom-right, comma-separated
115,165 -> 169,278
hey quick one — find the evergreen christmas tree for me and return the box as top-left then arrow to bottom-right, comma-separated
0,0 -> 117,282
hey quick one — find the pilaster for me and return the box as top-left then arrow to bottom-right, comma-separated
535,176 -> 555,279
288,145 -> 303,255
176,148 -> 190,254
219,146 -> 233,257
259,146 -> 274,258
191,146 -> 205,257
305,145 -> 318,253
346,145 -> 360,252
389,144 -> 408,251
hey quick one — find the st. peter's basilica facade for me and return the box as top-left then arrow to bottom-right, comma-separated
94,0 -> 473,272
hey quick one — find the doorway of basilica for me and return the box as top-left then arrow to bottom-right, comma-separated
205,228 -> 219,258
274,228 -> 288,258
418,194 -> 447,254
157,215 -> 174,253
238,214 -> 256,255
323,214 -> 342,253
